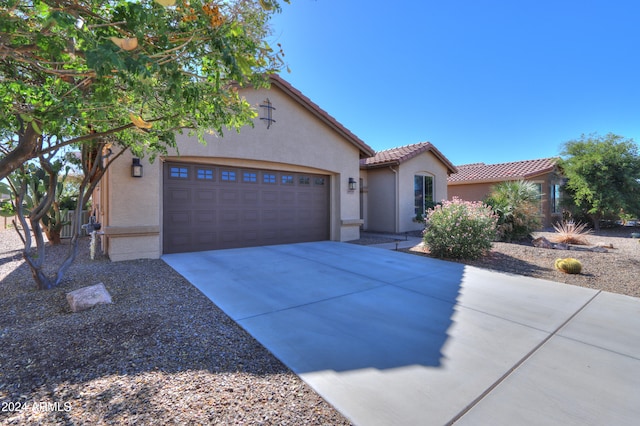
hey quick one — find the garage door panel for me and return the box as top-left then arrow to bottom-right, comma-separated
221,210 -> 240,224
280,211 -> 295,223
195,189 -> 216,204
243,210 -> 259,221
194,210 -> 216,224
242,191 -> 259,203
241,230 -> 259,243
166,233 -> 191,248
221,189 -> 239,203
262,210 -> 278,221
280,192 -> 295,204
167,211 -> 191,225
297,192 -> 312,203
196,232 -> 217,245
164,162 -> 329,253
166,188 -> 191,204
262,191 -> 278,204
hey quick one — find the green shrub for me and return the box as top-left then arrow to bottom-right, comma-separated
485,180 -> 542,242
423,197 -> 498,260
0,199 -> 15,217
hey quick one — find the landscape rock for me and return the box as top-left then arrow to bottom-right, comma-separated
596,242 -> 614,249
532,236 -> 553,249
67,283 -> 113,313
552,243 -> 569,250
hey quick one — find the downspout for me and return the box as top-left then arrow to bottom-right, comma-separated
389,166 -> 399,233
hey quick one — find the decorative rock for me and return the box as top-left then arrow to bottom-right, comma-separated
595,242 -> 614,249
552,243 -> 569,250
590,246 -> 609,253
67,283 -> 112,313
532,236 -> 553,249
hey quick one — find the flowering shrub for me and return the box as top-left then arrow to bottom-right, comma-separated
423,197 -> 498,260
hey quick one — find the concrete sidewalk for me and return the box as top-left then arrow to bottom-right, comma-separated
163,241 -> 640,425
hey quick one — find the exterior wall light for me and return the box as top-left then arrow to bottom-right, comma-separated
348,177 -> 357,191
131,158 -> 143,178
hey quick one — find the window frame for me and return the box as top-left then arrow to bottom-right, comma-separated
414,174 -> 434,218
169,166 -> 189,179
221,169 -> 237,182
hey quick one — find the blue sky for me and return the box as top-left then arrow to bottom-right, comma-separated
269,0 -> 640,165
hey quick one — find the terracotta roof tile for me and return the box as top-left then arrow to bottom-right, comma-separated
448,157 -> 559,184
361,142 -> 457,173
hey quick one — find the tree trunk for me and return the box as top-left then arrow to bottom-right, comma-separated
0,121 -> 41,181
44,228 -> 62,245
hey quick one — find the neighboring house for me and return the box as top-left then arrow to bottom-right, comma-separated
447,157 -> 564,227
360,142 -> 457,234
97,75 -> 375,261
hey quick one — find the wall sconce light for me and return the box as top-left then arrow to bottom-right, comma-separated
131,158 -> 143,178
348,177 -> 357,191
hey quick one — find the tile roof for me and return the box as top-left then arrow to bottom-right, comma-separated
360,142 -> 457,173
448,157 -> 559,184
268,75 -> 375,158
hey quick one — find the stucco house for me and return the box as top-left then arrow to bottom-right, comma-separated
96,75 -> 375,261
360,142 -> 457,234
447,158 -> 564,227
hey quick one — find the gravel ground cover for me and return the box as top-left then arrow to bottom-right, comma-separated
0,229 -> 351,425
399,227 -> 640,298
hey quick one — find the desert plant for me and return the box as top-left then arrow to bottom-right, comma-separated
423,197 -> 498,260
554,258 -> 582,274
551,220 -> 592,245
485,180 -> 542,242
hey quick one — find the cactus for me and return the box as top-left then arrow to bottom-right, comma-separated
555,258 -> 582,274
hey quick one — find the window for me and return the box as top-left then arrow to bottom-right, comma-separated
314,177 -> 326,186
551,184 -> 562,214
299,176 -> 311,185
221,170 -> 236,181
281,175 -> 294,185
414,175 -> 434,218
243,172 -> 257,183
197,168 -> 213,180
533,183 -> 543,213
263,173 -> 276,184
170,167 -> 188,179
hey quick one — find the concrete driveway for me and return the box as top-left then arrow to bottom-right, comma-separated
163,241 -> 640,426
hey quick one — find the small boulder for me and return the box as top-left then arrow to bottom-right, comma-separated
595,242 -> 614,249
67,283 -> 112,313
552,243 -> 569,250
590,246 -> 608,253
532,236 -> 553,249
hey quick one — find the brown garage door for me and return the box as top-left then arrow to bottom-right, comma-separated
163,162 -> 330,253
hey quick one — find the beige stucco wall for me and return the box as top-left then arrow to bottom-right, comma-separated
448,173 -> 563,227
447,182 -> 494,202
397,152 -> 450,233
102,83 -> 363,260
101,150 -> 161,261
363,151 -> 450,233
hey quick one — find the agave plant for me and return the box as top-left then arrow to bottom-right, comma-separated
551,220 -> 592,245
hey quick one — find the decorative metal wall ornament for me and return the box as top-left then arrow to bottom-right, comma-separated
259,98 -> 276,129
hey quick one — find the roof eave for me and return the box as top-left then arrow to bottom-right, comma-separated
268,75 -> 375,158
